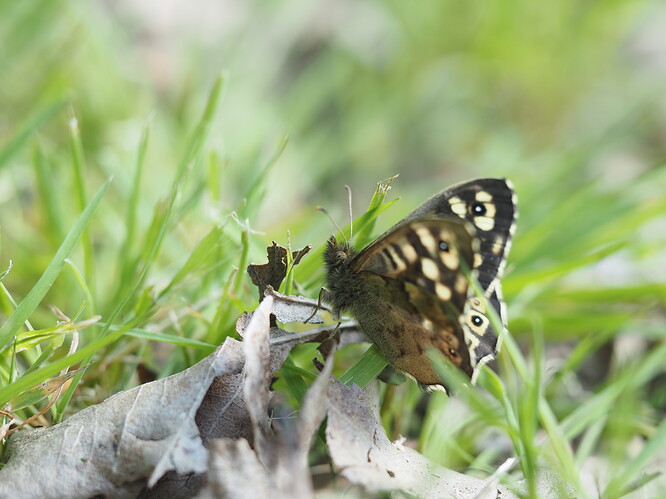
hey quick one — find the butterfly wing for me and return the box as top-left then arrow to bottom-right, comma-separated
404,178 -> 517,288
347,218 -> 477,384
397,178 -> 517,367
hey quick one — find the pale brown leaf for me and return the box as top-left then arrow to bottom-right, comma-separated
325,380 -> 519,499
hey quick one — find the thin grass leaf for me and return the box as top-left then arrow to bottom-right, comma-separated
123,328 -> 216,350
0,99 -> 65,169
0,318 -> 138,410
339,344 -> 387,387
15,316 -> 100,352
157,225 -> 225,300
68,112 -> 95,307
32,144 -> 66,243
575,417 -> 607,468
561,342 -> 666,441
174,73 -> 226,183
5,367 -> 84,412
118,123 -> 150,290
353,174 -> 398,248
239,135 -> 288,220
604,418 -> 666,498
0,179 -> 109,352
280,356 -> 311,404
54,78 -> 226,417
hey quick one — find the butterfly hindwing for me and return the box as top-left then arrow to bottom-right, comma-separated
347,218 -> 477,381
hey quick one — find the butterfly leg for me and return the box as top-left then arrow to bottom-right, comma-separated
304,287 -> 334,324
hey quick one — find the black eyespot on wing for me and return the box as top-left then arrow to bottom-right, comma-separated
472,202 -> 486,215
439,241 -> 449,252
471,315 -> 483,326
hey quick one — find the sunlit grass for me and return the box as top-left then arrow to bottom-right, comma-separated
1,1 -> 665,496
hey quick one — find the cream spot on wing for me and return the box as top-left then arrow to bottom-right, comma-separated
470,297 -> 485,311
400,242 -> 418,263
416,227 -> 438,254
421,258 -> 439,280
473,253 -> 483,268
449,196 -> 466,217
475,191 -> 493,202
485,203 -> 496,218
440,247 -> 459,269
455,274 -> 467,294
385,246 -> 407,272
435,282 -> 452,301
474,216 -> 495,231
421,318 -> 434,331
492,237 -> 504,254
438,228 -> 453,241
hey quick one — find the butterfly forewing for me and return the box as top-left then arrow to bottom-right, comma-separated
404,178 -> 517,289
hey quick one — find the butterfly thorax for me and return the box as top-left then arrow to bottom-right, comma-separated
324,236 -> 361,313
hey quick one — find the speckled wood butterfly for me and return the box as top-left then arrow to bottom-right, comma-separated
324,178 -> 517,386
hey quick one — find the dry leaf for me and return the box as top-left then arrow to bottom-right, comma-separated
264,286 -> 329,324
325,380 -> 519,499
246,242 -> 311,300
0,298 -> 301,499
200,303 -> 336,499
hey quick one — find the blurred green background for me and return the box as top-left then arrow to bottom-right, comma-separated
1,0 -> 666,495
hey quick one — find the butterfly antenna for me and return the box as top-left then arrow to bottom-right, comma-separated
316,206 -> 348,245
345,185 -> 353,240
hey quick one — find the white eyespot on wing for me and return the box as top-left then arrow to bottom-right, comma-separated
421,257 -> 440,281
448,196 -> 467,217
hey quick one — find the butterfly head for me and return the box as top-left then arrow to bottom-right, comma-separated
324,235 -> 356,269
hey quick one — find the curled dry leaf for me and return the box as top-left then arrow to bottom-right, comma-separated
246,241 -> 311,301
0,298 -> 303,499
200,306 -> 336,499
325,380 -> 520,499
264,286 -> 329,324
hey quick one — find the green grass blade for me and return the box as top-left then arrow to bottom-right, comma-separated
118,124 -> 150,290
0,179 -> 110,352
0,320 -> 135,409
339,344 -> 388,387
604,418 -> 666,498
32,144 -> 66,243
157,225 -> 225,300
123,328 -> 216,350
0,99 -> 65,169
353,174 -> 398,248
68,111 -> 95,307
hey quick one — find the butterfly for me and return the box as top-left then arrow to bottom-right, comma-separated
323,178 -> 517,387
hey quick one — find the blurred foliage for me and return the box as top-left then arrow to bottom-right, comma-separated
1,0 -> 666,496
